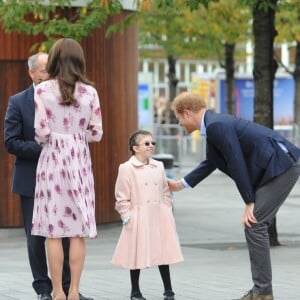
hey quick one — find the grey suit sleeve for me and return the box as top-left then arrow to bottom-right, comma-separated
4,96 -> 41,160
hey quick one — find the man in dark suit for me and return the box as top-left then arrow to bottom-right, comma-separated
168,92 -> 300,300
4,53 -> 93,300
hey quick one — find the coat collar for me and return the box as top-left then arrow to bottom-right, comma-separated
129,155 -> 158,167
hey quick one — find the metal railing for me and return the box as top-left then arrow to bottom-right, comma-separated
153,124 -> 206,168
153,123 -> 300,169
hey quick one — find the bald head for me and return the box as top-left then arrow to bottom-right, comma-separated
28,53 -> 49,85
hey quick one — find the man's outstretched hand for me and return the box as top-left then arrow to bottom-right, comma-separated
167,179 -> 185,192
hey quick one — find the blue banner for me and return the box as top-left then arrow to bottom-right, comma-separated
219,76 -> 294,127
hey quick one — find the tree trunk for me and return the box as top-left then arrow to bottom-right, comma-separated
167,55 -> 179,124
166,55 -> 179,161
253,1 -> 277,127
253,0 -> 280,246
293,41 -> 300,132
225,43 -> 235,115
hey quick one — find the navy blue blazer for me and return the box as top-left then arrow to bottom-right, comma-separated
4,85 -> 42,197
184,110 -> 300,204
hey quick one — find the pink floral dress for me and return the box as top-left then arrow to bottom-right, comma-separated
31,79 -> 103,238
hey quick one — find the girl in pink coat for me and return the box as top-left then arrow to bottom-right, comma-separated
112,130 -> 183,300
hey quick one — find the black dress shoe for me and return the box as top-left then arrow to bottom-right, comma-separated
164,290 -> 175,300
130,292 -> 146,300
79,293 -> 94,300
164,296 -> 175,300
38,293 -> 52,300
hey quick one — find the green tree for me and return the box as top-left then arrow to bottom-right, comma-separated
137,0 -> 215,121
138,1 -> 187,116
138,0 -> 251,116
224,0 -> 280,246
161,0 -> 282,246
275,0 -> 300,130
190,0 -> 251,115
248,0 -> 285,247
0,0 -> 123,51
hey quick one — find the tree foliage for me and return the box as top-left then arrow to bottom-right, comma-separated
137,0 -> 220,60
138,0 -> 250,61
155,0 -> 218,10
276,0 -> 300,44
193,0 -> 251,61
0,0 -> 123,51
275,1 -> 300,126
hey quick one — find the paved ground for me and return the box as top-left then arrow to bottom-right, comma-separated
1,169 -> 300,300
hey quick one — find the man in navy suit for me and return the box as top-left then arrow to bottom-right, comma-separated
4,53 -> 93,300
168,92 -> 300,300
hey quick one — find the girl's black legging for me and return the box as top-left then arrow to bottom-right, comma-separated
130,264 -> 172,296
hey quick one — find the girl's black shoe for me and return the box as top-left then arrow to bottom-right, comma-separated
130,292 -> 146,300
163,290 -> 175,300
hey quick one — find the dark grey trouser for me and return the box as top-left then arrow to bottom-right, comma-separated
244,158 -> 300,295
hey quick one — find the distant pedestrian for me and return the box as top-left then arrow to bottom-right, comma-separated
112,130 -> 183,300
154,96 -> 170,125
168,92 -> 300,300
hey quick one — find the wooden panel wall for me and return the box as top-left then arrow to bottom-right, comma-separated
0,61 -> 32,227
82,13 -> 138,223
0,10 -> 138,227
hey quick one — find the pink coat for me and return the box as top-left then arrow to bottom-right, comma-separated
111,156 -> 183,269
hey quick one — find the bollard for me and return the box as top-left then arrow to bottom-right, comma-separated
152,153 -> 174,179
152,153 -> 175,209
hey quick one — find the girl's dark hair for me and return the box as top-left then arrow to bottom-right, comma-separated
47,38 -> 93,105
129,130 -> 152,155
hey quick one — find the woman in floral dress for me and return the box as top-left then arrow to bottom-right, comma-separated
31,38 -> 103,300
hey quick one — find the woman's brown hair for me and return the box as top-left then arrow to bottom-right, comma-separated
47,38 -> 93,105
